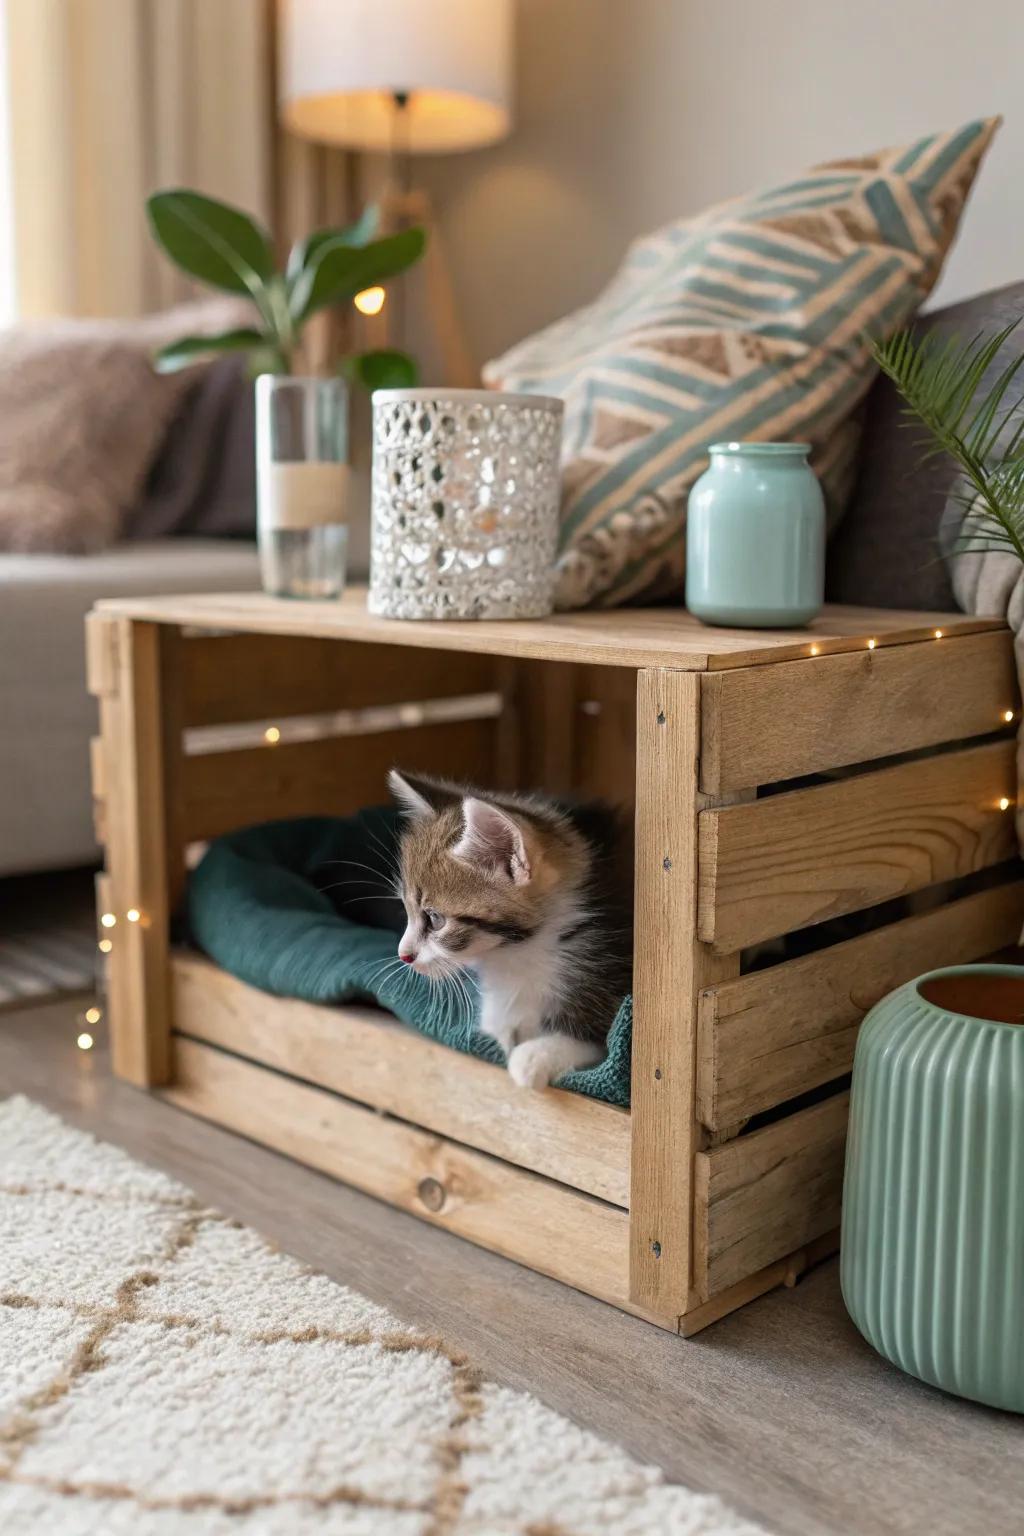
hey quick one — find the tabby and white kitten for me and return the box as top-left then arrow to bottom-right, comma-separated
389,770 -> 632,1089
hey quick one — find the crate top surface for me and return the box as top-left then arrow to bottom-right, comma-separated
93,587 -> 1004,671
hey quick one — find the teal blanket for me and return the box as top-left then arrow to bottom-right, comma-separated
186,808 -> 632,1106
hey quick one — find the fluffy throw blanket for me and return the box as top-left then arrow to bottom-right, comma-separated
0,300 -> 249,554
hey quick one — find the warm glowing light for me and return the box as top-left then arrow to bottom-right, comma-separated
353,286 -> 386,316
264,726 -> 281,745
100,912 -> 116,928
85,1006 -> 101,1025
867,639 -> 877,650
1004,710 -> 1015,724
934,628 -> 943,639
809,644 -> 820,656
126,908 -> 140,923
77,1033 -> 94,1051
999,796 -> 1012,811
98,938 -> 112,954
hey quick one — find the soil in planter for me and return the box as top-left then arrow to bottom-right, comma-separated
918,969 -> 1024,1025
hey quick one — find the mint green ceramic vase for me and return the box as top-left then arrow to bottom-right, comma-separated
685,441 -> 825,626
841,965 -> 1024,1412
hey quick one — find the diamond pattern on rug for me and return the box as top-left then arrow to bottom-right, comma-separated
0,1097 -> 768,1535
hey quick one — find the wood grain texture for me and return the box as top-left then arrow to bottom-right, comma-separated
697,880 -> 1024,1128
97,619 -> 181,1086
700,630 -> 1019,793
181,633 -> 497,726
694,1094 -> 849,1297
94,587 -> 1002,672
165,1036 -> 657,1323
699,740 -> 1018,952
84,608 -> 119,697
172,952 -> 631,1206
180,715 -> 496,842
629,670 -> 739,1315
574,664 -> 639,807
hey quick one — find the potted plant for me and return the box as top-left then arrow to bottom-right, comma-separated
871,320 -> 1024,565
871,318 -> 1024,847
146,189 -> 426,598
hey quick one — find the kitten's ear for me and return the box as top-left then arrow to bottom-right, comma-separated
453,798 -> 531,885
388,769 -> 457,821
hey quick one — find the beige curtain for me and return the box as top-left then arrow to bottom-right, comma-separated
4,0 -> 353,321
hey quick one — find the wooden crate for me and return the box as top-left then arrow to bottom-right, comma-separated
86,589 -> 1024,1334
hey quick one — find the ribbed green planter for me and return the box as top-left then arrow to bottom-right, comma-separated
842,965 -> 1024,1411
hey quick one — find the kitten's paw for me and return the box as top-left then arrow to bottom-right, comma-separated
507,1038 -> 558,1089
507,1035 -> 603,1090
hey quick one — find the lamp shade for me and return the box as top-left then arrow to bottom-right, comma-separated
279,0 -> 514,154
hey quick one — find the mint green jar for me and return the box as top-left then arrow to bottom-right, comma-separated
685,442 -> 825,626
841,966 -> 1024,1412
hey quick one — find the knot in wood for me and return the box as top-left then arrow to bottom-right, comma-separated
417,1176 -> 447,1212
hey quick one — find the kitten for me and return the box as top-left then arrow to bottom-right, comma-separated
389,769 -> 632,1089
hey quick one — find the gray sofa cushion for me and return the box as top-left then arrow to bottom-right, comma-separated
827,280 -> 1024,612
1,541 -> 260,876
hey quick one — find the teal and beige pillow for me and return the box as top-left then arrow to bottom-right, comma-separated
483,117 -> 999,609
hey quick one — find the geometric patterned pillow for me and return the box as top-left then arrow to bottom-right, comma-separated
483,117 -> 999,609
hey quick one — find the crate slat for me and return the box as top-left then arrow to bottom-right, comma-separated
697,880 -> 1024,1128
164,1037 -> 662,1324
172,953 -> 631,1207
699,740 -> 1017,952
694,1093 -> 849,1298
700,630 -> 1018,793
630,670 -> 740,1317
95,586 -> 1004,672
181,716 -> 497,842
182,634 -> 497,727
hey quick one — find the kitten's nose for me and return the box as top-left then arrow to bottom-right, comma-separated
399,951 -> 415,965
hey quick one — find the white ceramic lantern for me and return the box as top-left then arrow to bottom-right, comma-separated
369,388 -> 563,620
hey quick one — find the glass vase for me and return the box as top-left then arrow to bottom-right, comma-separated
255,375 -> 349,599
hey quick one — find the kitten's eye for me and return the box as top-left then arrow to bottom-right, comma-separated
425,909 -> 445,931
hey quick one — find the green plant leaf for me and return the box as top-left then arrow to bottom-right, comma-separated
346,348 -> 420,391
285,204 -> 382,288
152,328 -> 266,374
146,189 -> 276,299
290,227 -> 426,322
870,319 -> 1024,566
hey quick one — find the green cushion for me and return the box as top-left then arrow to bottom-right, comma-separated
186,807 -> 632,1107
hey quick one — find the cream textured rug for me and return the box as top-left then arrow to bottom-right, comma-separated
0,1097 -> 766,1536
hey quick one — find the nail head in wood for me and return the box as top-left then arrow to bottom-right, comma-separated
651,1240 -> 662,1259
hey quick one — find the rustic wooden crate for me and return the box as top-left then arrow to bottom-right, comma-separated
86,590 -> 1024,1335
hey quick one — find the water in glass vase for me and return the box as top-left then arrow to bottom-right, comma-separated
256,376 -> 349,600
258,461 -> 350,599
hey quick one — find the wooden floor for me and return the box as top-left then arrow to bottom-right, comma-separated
3,997 -> 1023,1536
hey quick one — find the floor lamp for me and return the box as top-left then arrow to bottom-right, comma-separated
279,0 -> 514,386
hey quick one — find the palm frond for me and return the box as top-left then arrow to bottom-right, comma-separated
870,319 -> 1024,567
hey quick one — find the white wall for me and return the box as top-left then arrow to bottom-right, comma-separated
0,0 -> 16,323
417,0 -> 1024,373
